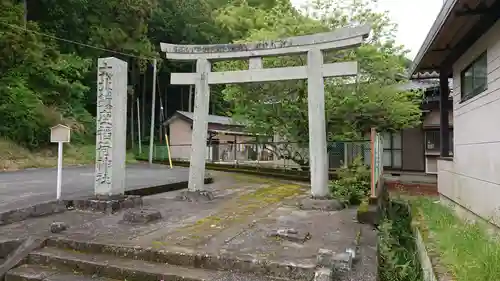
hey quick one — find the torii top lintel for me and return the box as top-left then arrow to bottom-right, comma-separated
160,25 -> 371,61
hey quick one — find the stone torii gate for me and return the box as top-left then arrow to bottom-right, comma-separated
161,25 -> 370,201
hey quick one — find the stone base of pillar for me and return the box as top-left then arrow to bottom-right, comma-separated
299,197 -> 344,211
72,195 -> 143,214
122,208 -> 162,224
175,190 -> 214,202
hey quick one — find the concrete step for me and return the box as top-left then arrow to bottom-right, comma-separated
24,247 -> 284,281
5,264 -> 120,281
46,238 -> 315,280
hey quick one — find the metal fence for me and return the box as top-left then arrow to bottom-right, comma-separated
167,140 -> 371,171
135,133 -> 383,198
135,144 -> 171,161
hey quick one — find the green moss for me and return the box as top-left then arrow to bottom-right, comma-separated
357,199 -> 369,214
151,241 -> 164,248
231,173 -> 275,184
158,183 -> 305,244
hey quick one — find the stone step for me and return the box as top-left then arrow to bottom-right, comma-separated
46,238 -> 315,280
25,247 -> 285,281
5,264 -> 120,281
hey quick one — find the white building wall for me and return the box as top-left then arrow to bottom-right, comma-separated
439,18 -> 500,226
168,118 -> 193,160
423,110 -> 453,127
168,118 -> 257,162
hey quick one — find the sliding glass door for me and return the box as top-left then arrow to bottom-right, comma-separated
383,132 -> 402,169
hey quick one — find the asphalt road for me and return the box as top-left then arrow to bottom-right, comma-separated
0,164 -> 191,212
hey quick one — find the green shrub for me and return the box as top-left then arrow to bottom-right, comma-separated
379,200 -> 422,281
329,157 -> 370,205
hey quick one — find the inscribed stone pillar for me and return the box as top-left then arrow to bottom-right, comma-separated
188,58 -> 211,191
307,49 -> 329,198
94,57 -> 128,196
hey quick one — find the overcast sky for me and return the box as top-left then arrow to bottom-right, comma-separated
291,0 -> 444,59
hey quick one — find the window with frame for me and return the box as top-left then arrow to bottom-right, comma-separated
424,129 -> 453,154
461,51 -> 487,101
382,132 -> 402,169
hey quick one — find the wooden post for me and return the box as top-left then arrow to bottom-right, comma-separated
131,96 -> 135,150
370,128 -> 376,198
148,59 -> 158,164
137,98 -> 142,155
165,134 -> 173,169
439,70 -> 450,157
234,135 -> 237,164
188,62 -> 194,112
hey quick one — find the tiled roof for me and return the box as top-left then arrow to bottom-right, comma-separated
411,71 -> 440,79
397,80 -> 440,91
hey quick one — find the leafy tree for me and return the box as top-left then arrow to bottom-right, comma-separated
0,0 -> 421,162
210,0 -> 280,10
30,0 -> 157,60
1,0 -> 257,149
29,0 -> 159,119
214,0 -> 422,167
0,0 -> 92,148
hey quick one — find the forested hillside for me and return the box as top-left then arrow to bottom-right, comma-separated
0,0 -> 422,169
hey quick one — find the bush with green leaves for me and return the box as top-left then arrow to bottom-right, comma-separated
378,200 -> 422,281
329,157 -> 370,205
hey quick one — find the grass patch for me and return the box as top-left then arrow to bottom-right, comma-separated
0,138 -> 137,171
230,173 -> 280,184
411,196 -> 500,281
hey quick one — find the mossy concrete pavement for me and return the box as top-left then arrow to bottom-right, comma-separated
0,171 -> 377,280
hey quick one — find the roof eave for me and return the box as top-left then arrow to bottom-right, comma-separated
410,0 -> 460,76
164,111 -> 246,127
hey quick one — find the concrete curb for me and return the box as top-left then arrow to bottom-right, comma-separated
0,176 -> 213,227
124,177 -> 213,197
413,226 -> 438,281
0,201 -> 67,227
401,200 -> 454,281
399,201 -> 438,281
411,214 -> 455,281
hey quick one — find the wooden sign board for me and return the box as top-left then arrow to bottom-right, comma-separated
50,124 -> 71,143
